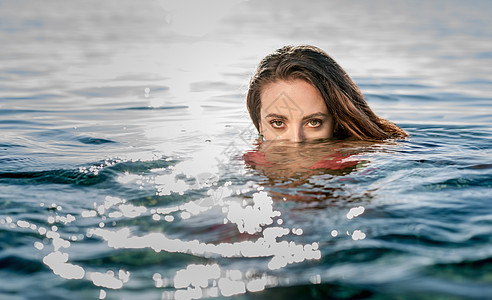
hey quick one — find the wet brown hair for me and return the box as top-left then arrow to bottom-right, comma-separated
246,45 -> 408,140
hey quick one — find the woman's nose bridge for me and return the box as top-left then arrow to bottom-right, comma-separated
289,125 -> 305,142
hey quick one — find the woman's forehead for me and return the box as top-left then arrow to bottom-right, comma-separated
260,79 -> 327,118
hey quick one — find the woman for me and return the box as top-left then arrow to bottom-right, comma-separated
246,45 -> 407,142
243,45 -> 406,192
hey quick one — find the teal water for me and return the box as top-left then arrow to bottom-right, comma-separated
1,0 -> 492,299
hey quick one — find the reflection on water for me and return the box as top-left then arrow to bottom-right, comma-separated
1,0 -> 492,299
244,140 -> 392,205
0,140 -> 375,298
248,140 -> 362,172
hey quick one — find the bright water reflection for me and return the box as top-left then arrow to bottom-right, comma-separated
1,0 -> 492,299
0,138 -> 378,298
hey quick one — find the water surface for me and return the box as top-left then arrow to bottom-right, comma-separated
1,0 -> 492,299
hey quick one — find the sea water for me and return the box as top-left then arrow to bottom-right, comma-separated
1,0 -> 491,299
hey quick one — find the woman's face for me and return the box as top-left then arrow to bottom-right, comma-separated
259,79 -> 334,142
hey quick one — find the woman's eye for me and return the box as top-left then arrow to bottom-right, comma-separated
270,120 -> 284,128
307,119 -> 322,128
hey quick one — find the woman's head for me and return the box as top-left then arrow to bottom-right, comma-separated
246,45 -> 407,141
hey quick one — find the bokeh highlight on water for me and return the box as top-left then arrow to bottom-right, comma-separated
1,0 -> 491,299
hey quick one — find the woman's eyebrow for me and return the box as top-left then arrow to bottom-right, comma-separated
264,113 -> 288,120
302,112 -> 328,121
